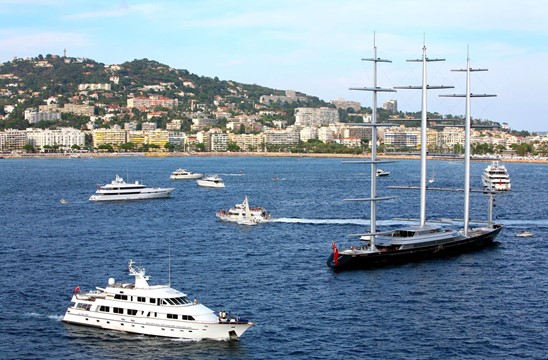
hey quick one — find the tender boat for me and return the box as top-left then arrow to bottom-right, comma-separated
516,231 -> 533,238
170,168 -> 204,180
482,161 -> 511,191
197,175 -> 225,188
62,260 -> 254,340
89,175 -> 175,201
328,42 -> 503,270
216,196 -> 271,225
376,169 -> 390,177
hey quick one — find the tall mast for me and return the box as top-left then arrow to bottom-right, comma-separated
441,47 -> 495,235
346,34 -> 396,251
395,43 -> 453,227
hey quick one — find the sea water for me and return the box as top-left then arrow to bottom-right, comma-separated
0,156 -> 546,359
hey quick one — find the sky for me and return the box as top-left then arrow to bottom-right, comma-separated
0,0 -> 546,132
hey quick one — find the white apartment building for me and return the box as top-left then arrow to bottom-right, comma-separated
208,129 -> 228,152
384,126 -> 421,148
168,131 -> 186,147
124,121 -> 138,131
78,83 -> 111,91
264,128 -> 300,145
166,119 -> 182,131
318,127 -> 336,143
24,108 -> 61,124
141,122 -> 157,131
294,107 -> 340,127
0,129 -> 28,151
438,127 -> 464,148
228,133 -> 265,152
300,127 -> 318,142
26,127 -> 85,151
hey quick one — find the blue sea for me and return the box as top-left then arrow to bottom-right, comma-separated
0,156 -> 546,359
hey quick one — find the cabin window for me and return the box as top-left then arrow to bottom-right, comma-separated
162,299 -> 175,305
167,314 -> 178,319
149,298 -> 156,304
182,315 -> 195,321
113,307 -> 123,314
114,294 -> 128,301
127,309 -> 137,316
76,303 -> 91,311
99,306 -> 110,312
171,298 -> 181,305
137,297 -> 146,302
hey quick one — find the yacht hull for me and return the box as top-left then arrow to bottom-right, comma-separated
327,225 -> 503,270
89,189 -> 174,201
62,310 -> 252,340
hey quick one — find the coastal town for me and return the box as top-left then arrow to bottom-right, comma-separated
1,55 -> 546,160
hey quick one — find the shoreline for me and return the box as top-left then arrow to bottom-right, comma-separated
2,151 -> 547,164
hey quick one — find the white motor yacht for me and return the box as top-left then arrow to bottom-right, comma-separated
170,168 -> 204,180
482,161 -> 511,191
376,169 -> 390,177
197,175 -> 225,188
62,260 -> 254,340
216,196 -> 271,225
89,175 -> 175,201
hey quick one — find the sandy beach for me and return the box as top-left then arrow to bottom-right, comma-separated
2,151 -> 547,164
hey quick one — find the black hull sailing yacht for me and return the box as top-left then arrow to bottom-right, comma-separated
328,225 -> 503,270
328,42 -> 503,270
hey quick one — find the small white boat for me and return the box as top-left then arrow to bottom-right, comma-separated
60,198 -> 69,205
217,196 -> 271,225
170,168 -> 203,180
89,175 -> 175,201
516,231 -> 533,238
197,175 -> 225,188
376,169 -> 390,177
62,259 -> 254,340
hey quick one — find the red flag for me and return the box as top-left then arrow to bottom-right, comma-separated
332,242 -> 339,266
73,285 -> 80,294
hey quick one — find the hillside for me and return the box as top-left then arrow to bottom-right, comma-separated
0,55 -> 327,130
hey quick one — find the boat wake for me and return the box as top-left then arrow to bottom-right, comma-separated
26,312 -> 63,321
271,218 -> 548,228
271,218 -> 415,226
498,219 -> 548,227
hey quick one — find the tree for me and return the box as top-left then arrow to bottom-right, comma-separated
227,142 -> 240,152
23,144 -> 35,153
164,142 -> 175,152
120,142 -> 135,152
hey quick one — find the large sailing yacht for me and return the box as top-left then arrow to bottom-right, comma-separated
327,43 -> 503,270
